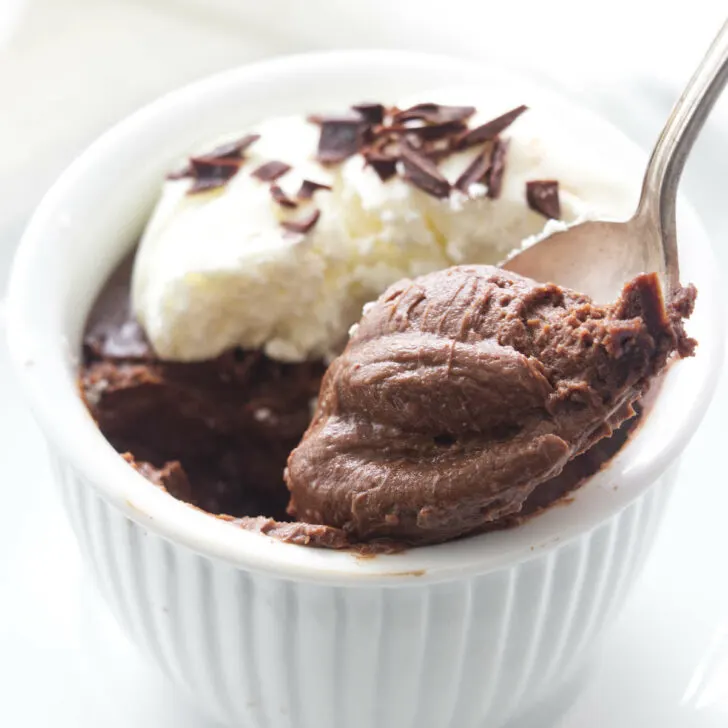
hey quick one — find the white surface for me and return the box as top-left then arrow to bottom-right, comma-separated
1,1 -> 727,727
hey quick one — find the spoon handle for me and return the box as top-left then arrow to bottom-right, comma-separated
638,19 -> 728,290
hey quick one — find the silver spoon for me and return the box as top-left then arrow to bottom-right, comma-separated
503,20 -> 728,302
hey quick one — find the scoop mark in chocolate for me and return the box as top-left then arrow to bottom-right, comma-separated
281,208 -> 321,234
526,179 -> 561,219
486,138 -> 509,199
252,160 -> 292,182
399,142 -> 451,199
456,105 -> 528,149
297,179 -> 333,200
270,184 -> 298,208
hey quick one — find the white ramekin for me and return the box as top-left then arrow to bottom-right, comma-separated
6,51 -> 724,728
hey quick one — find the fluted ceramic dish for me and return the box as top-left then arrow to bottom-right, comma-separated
5,51 -> 724,728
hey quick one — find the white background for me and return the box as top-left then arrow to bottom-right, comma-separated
1,1 -> 727,726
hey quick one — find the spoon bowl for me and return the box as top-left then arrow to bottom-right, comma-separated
502,216 -> 660,303
505,18 -> 728,302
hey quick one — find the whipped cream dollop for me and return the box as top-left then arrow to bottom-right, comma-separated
131,89 -> 638,363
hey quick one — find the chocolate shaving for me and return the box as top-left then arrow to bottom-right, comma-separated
526,180 -> 561,219
457,105 -> 528,149
414,120 -> 468,141
270,184 -> 298,208
185,156 -> 243,194
399,142 -> 451,199
363,150 -> 398,182
167,134 -> 260,181
401,133 -> 424,150
454,151 -> 490,193
205,133 -> 261,159
314,113 -> 370,164
422,145 -> 453,163
252,160 -> 292,182
170,99 -> 529,200
281,208 -> 321,234
378,120 -> 467,141
190,156 -> 243,176
485,138 -> 509,199
394,103 -> 476,125
352,102 -> 385,125
297,179 -> 332,200
369,135 -> 401,157
168,157 -> 241,184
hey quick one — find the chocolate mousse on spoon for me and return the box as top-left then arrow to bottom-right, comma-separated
285,23 -> 728,545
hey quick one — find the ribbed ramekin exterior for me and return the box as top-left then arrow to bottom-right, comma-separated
51,445 -> 675,728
